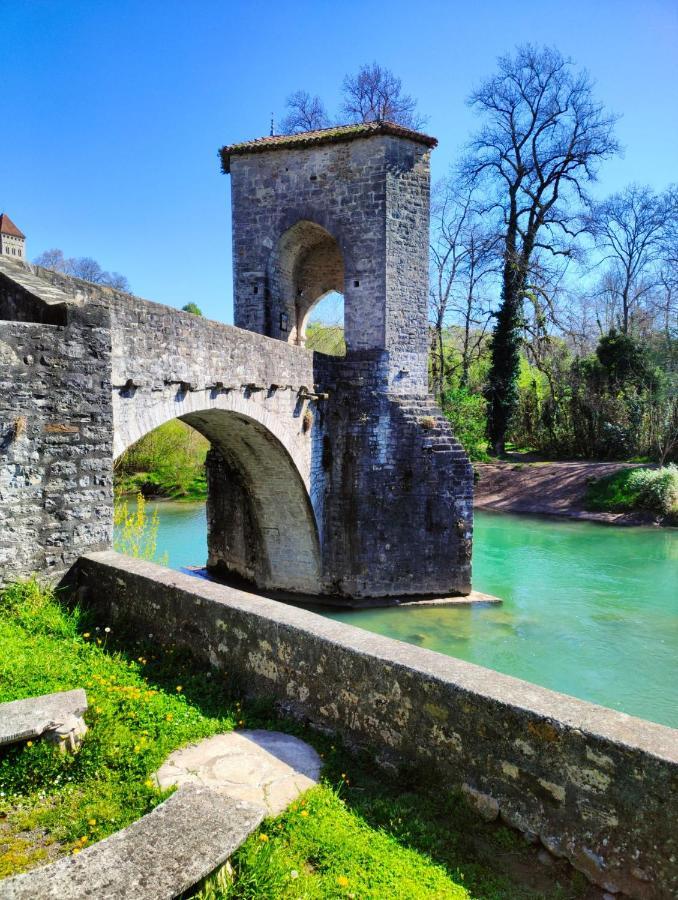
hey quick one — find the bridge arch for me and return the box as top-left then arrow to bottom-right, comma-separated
113,389 -> 322,595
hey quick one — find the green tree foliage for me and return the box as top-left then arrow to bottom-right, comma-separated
115,420 -> 209,500
441,387 -> 489,461
181,302 -> 203,316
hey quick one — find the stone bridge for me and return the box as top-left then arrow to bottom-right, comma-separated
0,122 -> 473,604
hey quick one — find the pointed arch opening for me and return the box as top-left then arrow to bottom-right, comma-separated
268,220 -> 346,356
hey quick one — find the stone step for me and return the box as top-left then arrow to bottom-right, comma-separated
0,785 -> 264,900
0,258 -> 73,307
0,690 -> 88,749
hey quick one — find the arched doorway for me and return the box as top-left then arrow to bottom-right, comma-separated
268,220 -> 345,354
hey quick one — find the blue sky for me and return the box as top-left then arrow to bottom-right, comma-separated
2,0 -> 677,323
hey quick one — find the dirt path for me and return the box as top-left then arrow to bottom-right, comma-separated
473,460 -> 654,525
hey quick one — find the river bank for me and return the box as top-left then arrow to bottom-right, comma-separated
473,460 -> 661,525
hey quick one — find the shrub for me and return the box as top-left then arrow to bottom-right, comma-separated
113,492 -> 165,562
626,465 -> 678,518
585,465 -> 678,521
441,387 -> 490,460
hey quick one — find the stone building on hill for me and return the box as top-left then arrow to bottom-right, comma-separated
0,213 -> 26,259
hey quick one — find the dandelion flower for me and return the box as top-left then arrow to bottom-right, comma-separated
83,632 -> 90,639
72,848 -> 81,856
88,819 -> 97,827
176,686 -> 182,692
337,875 -> 349,887
104,627 -> 111,633
26,741 -> 33,748
300,810 -> 309,818
290,870 -> 299,880
259,833 -> 269,843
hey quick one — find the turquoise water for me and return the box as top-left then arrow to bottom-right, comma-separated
144,501 -> 678,728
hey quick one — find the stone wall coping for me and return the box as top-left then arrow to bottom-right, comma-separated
82,551 -> 678,764
0,690 -> 88,747
0,258 -> 74,308
0,784 -> 264,900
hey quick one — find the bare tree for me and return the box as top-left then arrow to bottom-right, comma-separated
69,256 -> 106,283
34,248 -> 68,271
33,248 -> 131,291
105,272 -> 131,292
342,62 -> 424,128
588,185 -> 672,333
280,90 -> 330,134
464,44 -> 619,454
429,179 -> 498,397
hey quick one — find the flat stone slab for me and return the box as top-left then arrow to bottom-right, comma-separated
156,729 -> 322,816
0,690 -> 88,747
0,785 -> 264,900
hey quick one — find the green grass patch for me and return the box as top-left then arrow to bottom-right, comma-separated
584,465 -> 678,522
0,579 -> 238,875
2,581 -> 588,899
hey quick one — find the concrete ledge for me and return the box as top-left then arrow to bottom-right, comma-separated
76,552 -> 678,899
0,690 -> 88,747
0,785 -> 264,900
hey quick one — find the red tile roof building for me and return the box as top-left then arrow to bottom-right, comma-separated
0,213 -> 26,259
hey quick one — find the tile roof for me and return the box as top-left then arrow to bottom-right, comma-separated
0,213 -> 25,238
220,121 -> 437,172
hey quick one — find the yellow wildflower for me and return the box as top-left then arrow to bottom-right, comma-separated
300,810 -> 309,818
337,875 -> 349,887
175,685 -> 182,692
83,632 -> 90,639
88,819 -> 97,827
259,833 -> 269,843
26,741 -> 33,748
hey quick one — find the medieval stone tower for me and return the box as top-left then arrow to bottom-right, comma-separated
221,121 -> 433,395
216,123 -> 474,600
0,214 -> 26,259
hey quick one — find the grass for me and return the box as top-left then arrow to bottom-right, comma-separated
584,464 -> 678,523
1,580 -> 589,899
0,579 -> 237,877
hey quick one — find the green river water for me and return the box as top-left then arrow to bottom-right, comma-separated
142,501 -> 678,728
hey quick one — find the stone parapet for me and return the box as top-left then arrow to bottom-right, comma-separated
76,553 -> 678,899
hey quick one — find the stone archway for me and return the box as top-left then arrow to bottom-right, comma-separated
267,220 -> 344,347
113,397 -> 322,596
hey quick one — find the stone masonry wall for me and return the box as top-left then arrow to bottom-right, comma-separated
77,553 -> 678,899
1,260 -> 474,602
0,287 -> 113,584
313,354 -> 473,598
230,134 -> 432,394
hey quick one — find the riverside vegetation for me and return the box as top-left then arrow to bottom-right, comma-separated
113,322 -> 677,523
0,579 -> 594,899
